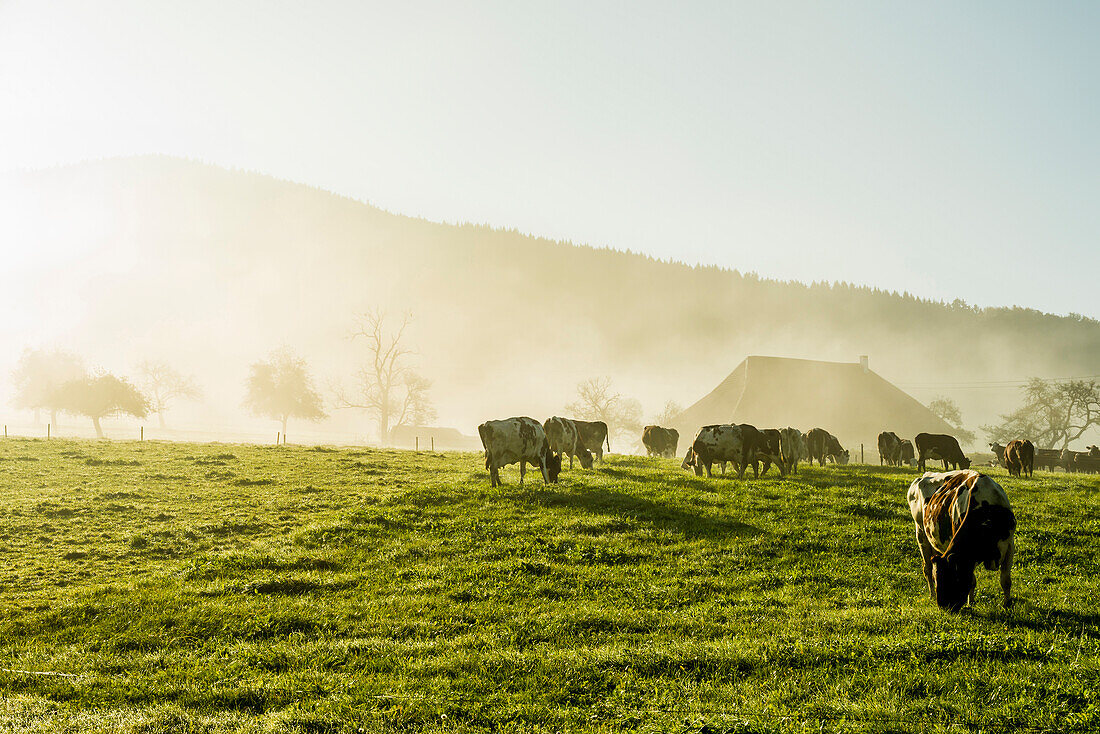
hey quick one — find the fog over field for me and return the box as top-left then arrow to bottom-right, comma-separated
1,156 -> 1097,447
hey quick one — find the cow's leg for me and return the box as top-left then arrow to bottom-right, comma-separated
539,457 -> 550,485
915,527 -> 935,600
1000,539 -> 1014,608
490,463 -> 501,488
519,461 -> 526,487
568,451 -> 574,470
705,461 -> 713,478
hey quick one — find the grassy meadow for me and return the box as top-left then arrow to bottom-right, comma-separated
0,438 -> 1099,733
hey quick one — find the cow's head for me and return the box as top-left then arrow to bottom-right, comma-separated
930,553 -> 974,612
545,449 -> 562,482
959,457 -> 972,469
681,448 -> 700,475
577,447 -> 594,470
836,449 -> 850,465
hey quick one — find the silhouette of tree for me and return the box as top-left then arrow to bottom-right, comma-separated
137,360 -> 202,428
52,372 -> 148,438
983,378 -> 1100,449
567,377 -> 643,447
11,348 -> 86,425
243,349 -> 326,437
335,309 -> 436,443
927,395 -> 976,446
927,396 -> 963,426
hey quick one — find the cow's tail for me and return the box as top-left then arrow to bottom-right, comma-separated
477,423 -> 491,469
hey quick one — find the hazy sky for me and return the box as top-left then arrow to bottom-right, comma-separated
2,1 -> 1098,317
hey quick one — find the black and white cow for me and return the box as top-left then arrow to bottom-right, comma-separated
573,420 -> 610,462
779,427 -> 803,475
755,428 -> 786,477
478,417 -> 561,488
543,416 -> 593,470
682,424 -> 745,478
907,470 -> 1015,611
915,433 -> 971,473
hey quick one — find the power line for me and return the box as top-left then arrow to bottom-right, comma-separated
897,375 -> 1100,391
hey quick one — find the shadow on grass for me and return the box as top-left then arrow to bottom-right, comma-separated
518,486 -> 763,539
984,603 -> 1100,638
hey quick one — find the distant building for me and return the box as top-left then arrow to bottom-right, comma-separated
672,355 -> 955,458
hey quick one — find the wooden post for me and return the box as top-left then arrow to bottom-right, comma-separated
431,436 -> 434,452
415,436 -> 419,452
3,425 -> 6,438
861,443 -> 864,464
140,426 -> 143,442
47,423 -> 50,440
277,432 -> 281,445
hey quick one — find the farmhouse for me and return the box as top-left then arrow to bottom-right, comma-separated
672,356 -> 955,455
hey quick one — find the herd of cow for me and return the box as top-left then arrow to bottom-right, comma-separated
476,415 -> 985,487
990,441 -> 1100,475
477,415 -> 1018,613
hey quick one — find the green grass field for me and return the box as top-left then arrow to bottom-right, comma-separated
1,438 -> 1099,733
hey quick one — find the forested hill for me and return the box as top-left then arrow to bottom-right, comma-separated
3,156 -> 1097,429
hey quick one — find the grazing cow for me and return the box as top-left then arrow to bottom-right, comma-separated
799,433 -> 810,466
755,428 -> 786,477
779,427 -> 803,475
543,416 -> 593,470
1089,445 -> 1100,459
915,433 -> 971,473
899,439 -> 916,467
642,425 -> 679,458
1003,439 -> 1034,478
681,424 -> 744,478
573,420 -> 610,462
878,431 -> 904,466
1035,448 -> 1061,472
907,470 -> 1015,611
989,442 -> 1007,467
478,417 -> 561,488
805,428 -> 850,466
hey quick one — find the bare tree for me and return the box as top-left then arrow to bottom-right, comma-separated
243,349 -> 326,436
566,377 -> 643,445
983,378 -> 1100,449
11,348 -> 86,425
335,309 -> 436,443
137,360 -> 202,428
652,400 -> 683,427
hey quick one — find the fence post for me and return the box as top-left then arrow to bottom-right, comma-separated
415,436 -> 419,452
140,426 -> 143,442
431,436 -> 434,452
277,432 -> 280,445
47,423 -> 50,440
861,444 -> 864,464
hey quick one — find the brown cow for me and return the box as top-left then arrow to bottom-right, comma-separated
642,425 -> 679,458
878,431 -> 903,466
1004,439 -> 1034,478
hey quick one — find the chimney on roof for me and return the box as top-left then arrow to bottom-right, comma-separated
859,355 -> 869,373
